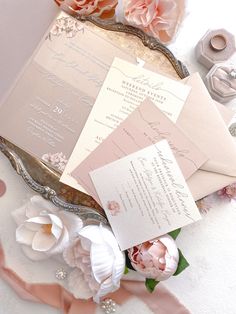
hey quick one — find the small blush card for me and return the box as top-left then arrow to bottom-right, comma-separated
71,99 -> 208,201
90,140 -> 202,250
61,57 -> 191,191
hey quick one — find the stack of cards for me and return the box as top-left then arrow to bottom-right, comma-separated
61,58 -> 206,250
1,12 -> 236,250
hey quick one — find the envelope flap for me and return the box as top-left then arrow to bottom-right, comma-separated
178,73 -> 236,177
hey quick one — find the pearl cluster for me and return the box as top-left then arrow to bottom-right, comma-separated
100,299 -> 116,314
55,268 -> 67,280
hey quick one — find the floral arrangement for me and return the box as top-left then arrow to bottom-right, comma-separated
12,195 -> 189,303
54,0 -> 185,44
42,152 -> 68,172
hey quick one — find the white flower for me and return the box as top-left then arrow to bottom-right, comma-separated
12,195 -> 83,261
63,224 -> 125,303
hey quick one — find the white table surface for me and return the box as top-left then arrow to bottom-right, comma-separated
1,1 -> 236,313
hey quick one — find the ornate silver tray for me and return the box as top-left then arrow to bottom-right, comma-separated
0,15 -> 189,219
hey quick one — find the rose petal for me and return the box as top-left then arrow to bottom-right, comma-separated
48,214 -> 63,239
158,235 -> 179,261
16,225 -> 35,245
111,250 -> 125,286
68,269 -> 93,300
90,243 -> 114,283
148,240 -> 166,257
63,244 -> 77,267
79,225 -> 103,246
93,277 -> 116,303
49,228 -> 69,254
26,195 -> 58,218
26,216 -> 52,225
32,230 -> 56,252
12,206 -> 28,226
58,211 -> 83,239
99,225 -> 121,254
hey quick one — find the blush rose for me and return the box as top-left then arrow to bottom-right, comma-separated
55,0 -> 118,19
116,0 -> 185,43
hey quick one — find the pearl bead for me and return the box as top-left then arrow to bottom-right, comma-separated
100,299 -> 116,313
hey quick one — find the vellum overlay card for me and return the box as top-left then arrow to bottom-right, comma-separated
90,140 -> 202,250
71,99 -> 208,201
0,12 -> 136,170
61,57 -> 191,190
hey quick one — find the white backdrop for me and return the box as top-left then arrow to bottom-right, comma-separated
1,0 -> 236,313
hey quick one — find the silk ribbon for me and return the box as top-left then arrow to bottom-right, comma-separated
0,243 -> 190,314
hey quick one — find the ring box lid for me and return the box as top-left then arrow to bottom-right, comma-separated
195,29 -> 236,69
206,64 -> 236,103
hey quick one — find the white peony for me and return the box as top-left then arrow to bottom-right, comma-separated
12,195 -> 83,261
63,224 -> 125,303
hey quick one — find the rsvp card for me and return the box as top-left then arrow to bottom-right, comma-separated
90,140 -> 202,250
61,57 -> 191,190
70,99 -> 207,201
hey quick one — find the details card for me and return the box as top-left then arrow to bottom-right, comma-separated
71,99 -> 208,201
90,140 -> 202,250
61,57 -> 191,190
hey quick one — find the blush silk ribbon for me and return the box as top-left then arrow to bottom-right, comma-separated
0,243 -> 190,314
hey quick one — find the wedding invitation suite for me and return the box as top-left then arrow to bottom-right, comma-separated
61,57 -> 191,190
0,12 -> 136,169
71,99 -> 207,201
90,140 -> 202,250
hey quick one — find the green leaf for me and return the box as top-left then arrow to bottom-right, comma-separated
173,249 -> 189,276
124,266 -> 129,275
168,228 -> 181,240
145,278 -> 159,293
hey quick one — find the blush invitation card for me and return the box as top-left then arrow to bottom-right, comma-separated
71,99 -> 207,201
90,140 -> 202,250
61,57 -> 191,190
0,12 -> 136,170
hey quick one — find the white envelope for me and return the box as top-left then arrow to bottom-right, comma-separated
178,73 -> 236,200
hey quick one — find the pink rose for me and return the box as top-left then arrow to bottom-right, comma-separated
128,234 -> 179,281
55,0 -> 118,19
116,0 -> 185,43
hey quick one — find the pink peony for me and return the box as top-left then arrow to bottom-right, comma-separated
217,183 -> 236,200
116,0 -> 185,43
128,234 -> 179,281
55,0 -> 118,19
